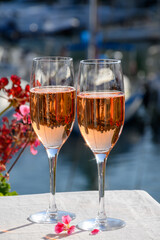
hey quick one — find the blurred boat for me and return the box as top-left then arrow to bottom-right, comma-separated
143,75 -> 160,141
125,88 -> 144,122
0,2 -> 156,41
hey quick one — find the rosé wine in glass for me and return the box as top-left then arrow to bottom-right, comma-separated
29,57 -> 76,224
76,59 -> 125,231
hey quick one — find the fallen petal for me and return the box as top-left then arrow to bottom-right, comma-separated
90,229 -> 99,235
62,215 -> 72,225
55,222 -> 64,234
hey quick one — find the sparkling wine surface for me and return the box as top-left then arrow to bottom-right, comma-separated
30,86 -> 76,148
77,91 -> 125,153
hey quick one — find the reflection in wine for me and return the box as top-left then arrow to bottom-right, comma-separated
77,91 -> 125,154
30,86 -> 76,148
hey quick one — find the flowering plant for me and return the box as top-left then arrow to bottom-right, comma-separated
0,75 -> 40,195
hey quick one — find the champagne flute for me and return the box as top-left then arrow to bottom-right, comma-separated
77,59 -> 125,231
29,56 -> 76,223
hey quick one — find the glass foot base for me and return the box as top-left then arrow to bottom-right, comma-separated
77,217 -> 125,231
28,210 -> 76,224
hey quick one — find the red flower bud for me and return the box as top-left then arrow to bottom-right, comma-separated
0,77 -> 8,89
25,84 -> 30,92
11,75 -> 21,85
12,86 -> 22,96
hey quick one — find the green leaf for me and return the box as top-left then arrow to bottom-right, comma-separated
0,175 -> 18,196
6,191 -> 18,196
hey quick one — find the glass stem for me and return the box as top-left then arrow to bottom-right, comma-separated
95,153 -> 107,221
46,148 -> 59,213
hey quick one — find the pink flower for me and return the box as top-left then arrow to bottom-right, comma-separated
20,105 -> 31,124
55,222 -> 64,234
13,112 -> 23,121
30,145 -> 38,155
13,105 -> 31,124
30,139 -> 40,155
62,215 -> 72,225
54,215 -> 75,235
19,105 -> 30,116
90,229 -> 99,235
34,139 -> 40,147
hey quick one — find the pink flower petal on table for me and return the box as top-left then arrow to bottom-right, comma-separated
19,105 -> 30,116
62,215 -> 72,225
67,225 -> 75,235
55,222 -> 64,234
90,229 -> 99,235
13,112 -> 22,121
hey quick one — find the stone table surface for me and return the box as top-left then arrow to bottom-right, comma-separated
0,190 -> 160,240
